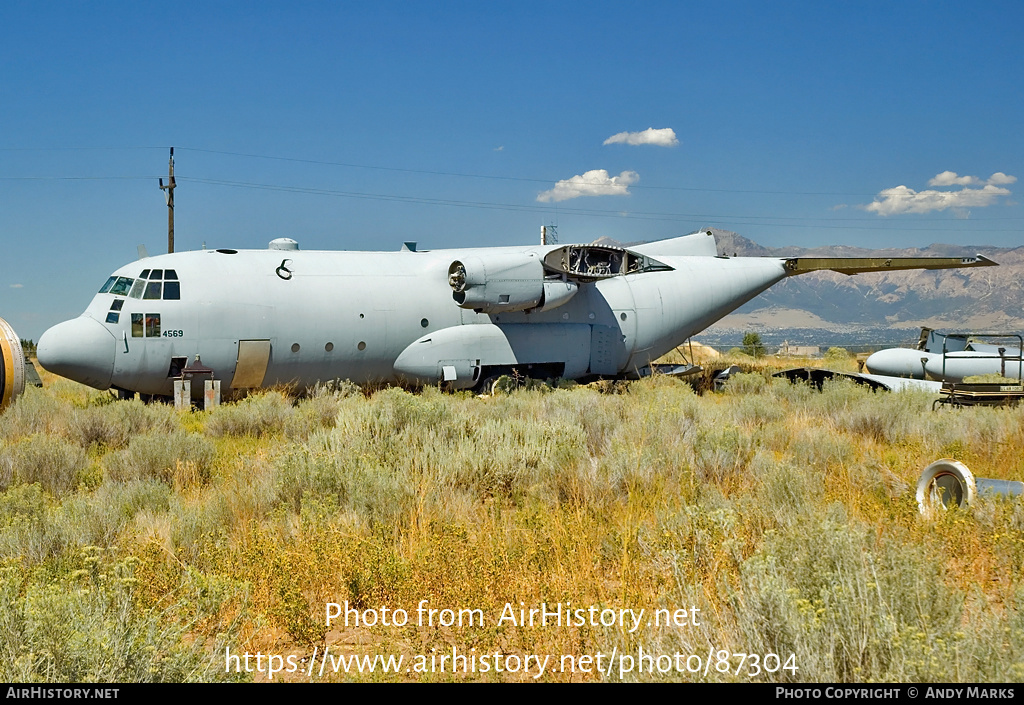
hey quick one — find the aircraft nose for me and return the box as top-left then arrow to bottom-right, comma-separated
37,316 -> 116,389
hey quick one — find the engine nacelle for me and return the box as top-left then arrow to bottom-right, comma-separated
537,279 -> 579,313
449,253 -> 577,314
0,317 -> 27,413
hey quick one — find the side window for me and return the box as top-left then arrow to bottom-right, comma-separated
145,313 -> 161,337
131,313 -> 162,337
163,281 -> 180,300
104,299 -> 123,325
144,282 -> 162,299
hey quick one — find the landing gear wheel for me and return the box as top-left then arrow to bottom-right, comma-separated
477,375 -> 502,395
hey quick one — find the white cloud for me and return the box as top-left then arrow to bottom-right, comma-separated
9,284 -> 22,289
862,171 -> 1016,216
926,170 -> 1017,188
603,127 -> 679,147
863,182 -> 1013,216
928,171 -> 980,187
537,169 -> 639,203
988,171 -> 1017,185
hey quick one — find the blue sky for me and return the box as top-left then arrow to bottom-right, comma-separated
2,1 -> 1022,339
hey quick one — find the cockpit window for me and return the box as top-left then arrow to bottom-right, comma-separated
99,276 -> 116,294
163,281 -> 180,300
108,277 -> 135,296
121,269 -> 181,298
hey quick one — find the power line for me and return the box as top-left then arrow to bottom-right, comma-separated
0,145 -> 1018,231
182,176 -> 1024,231
0,175 -> 159,181
0,146 -> 168,151
174,146 -> 896,197
1,144 -> 1017,200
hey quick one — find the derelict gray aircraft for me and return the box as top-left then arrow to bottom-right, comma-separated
866,328 -> 1023,382
3,230 -> 995,406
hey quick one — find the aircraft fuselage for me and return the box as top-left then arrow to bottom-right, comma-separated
37,234 -> 790,395
35,231 -> 995,397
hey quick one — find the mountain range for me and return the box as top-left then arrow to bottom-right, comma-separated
703,228 -> 1024,334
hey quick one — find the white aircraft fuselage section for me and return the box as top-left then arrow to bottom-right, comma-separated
34,231 -> 995,397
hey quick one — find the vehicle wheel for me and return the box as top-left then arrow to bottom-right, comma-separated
476,375 -> 502,395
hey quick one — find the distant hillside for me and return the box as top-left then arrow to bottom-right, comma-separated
703,228 -> 1024,333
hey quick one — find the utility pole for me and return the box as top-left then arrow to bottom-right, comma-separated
159,147 -> 175,253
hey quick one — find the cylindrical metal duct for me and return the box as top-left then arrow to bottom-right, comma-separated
916,458 -> 1024,518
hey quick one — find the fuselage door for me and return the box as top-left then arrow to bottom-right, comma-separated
231,339 -> 272,389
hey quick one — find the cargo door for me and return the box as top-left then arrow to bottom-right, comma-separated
231,339 -> 271,389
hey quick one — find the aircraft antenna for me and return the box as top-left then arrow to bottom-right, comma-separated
158,147 -> 176,253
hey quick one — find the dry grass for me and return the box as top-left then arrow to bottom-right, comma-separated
1,364 -> 1023,682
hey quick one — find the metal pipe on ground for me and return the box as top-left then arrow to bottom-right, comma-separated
916,459 -> 1024,518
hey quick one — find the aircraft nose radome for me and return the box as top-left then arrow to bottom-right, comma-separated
864,348 -> 935,379
37,316 -> 116,390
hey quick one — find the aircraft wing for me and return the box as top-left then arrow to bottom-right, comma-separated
774,367 -> 943,393
783,254 -> 997,276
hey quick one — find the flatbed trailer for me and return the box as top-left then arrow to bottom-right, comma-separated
933,381 -> 1024,409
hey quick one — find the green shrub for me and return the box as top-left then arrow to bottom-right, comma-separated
205,391 -> 294,437
0,434 -> 88,497
0,550 -> 242,682
69,400 -> 179,449
104,431 -> 215,487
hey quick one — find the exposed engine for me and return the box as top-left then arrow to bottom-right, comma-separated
447,244 -> 671,314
